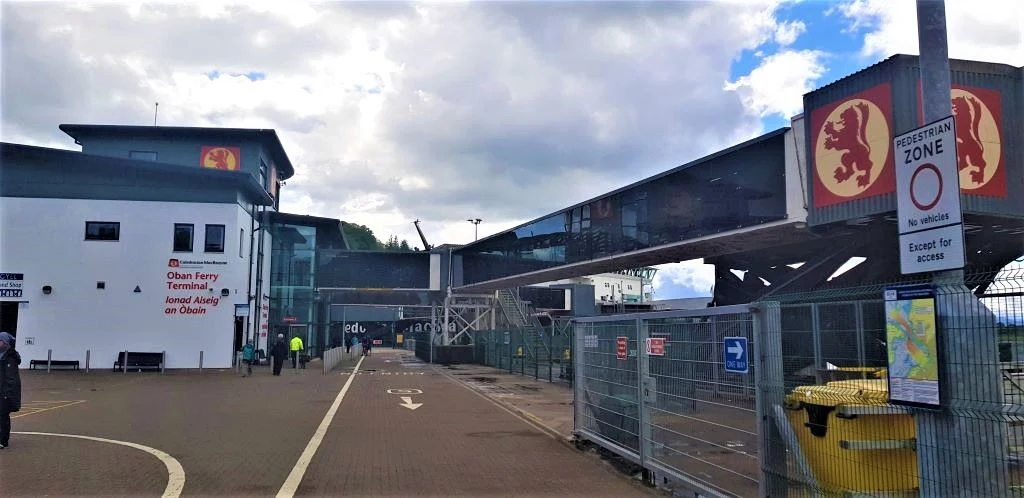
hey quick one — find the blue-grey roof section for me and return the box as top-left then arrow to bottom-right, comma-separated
0,142 -> 274,206
58,123 -> 295,179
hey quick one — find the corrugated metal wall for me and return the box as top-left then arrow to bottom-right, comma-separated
806,54 -> 1022,226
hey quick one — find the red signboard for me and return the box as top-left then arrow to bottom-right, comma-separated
915,83 -> 1007,198
373,339 -> 383,345
810,83 -> 895,208
646,337 -> 666,356
282,316 -> 298,323
616,336 -> 628,361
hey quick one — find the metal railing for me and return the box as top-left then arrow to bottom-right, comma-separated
321,346 -> 348,375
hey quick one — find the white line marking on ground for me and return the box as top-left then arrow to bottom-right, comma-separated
14,431 -> 186,498
276,354 -> 365,498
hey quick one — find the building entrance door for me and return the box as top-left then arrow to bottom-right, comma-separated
0,301 -> 18,336
233,317 -> 244,353
289,324 -> 309,366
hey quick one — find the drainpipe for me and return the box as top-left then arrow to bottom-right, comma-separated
246,204 -> 256,345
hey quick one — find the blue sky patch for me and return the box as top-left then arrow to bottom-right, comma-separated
204,70 -> 267,81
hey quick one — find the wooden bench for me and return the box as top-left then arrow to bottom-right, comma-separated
29,359 -> 81,371
113,351 -> 164,372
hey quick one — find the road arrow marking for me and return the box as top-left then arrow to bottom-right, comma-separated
399,396 -> 422,410
727,342 -> 744,358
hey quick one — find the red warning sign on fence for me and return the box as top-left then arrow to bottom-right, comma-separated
646,337 -> 665,356
616,336 -> 628,360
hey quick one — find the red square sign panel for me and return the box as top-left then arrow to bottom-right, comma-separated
616,336 -> 628,360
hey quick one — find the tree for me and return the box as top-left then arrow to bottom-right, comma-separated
340,222 -> 382,251
399,239 -> 411,251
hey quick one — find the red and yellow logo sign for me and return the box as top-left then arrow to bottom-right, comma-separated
200,146 -> 241,171
811,84 -> 895,208
918,85 -> 1006,198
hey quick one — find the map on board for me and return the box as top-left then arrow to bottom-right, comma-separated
885,286 -> 940,407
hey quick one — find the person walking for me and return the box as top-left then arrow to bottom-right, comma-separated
241,340 -> 255,377
0,332 -> 22,449
289,334 -> 304,369
271,333 -> 287,376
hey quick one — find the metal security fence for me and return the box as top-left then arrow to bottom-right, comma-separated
571,264 -> 1024,498
472,323 -> 574,384
573,304 -> 759,498
759,266 -> 1024,498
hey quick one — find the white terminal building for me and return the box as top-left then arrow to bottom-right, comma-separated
0,124 -> 294,369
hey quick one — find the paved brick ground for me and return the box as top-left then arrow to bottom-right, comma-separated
298,349 -> 655,497
2,349 -> 656,497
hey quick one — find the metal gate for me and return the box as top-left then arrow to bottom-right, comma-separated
573,304 -> 760,498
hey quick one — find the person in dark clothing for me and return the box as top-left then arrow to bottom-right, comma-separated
271,333 -> 287,376
0,331 -> 22,449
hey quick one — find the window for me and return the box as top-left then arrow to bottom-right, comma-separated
239,228 -> 245,258
85,221 -> 120,241
205,224 -> 226,253
129,150 -> 158,161
173,224 -> 194,252
259,158 -> 268,189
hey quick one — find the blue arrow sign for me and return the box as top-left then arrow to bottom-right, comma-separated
723,337 -> 749,374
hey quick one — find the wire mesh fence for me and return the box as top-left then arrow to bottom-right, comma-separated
566,263 -> 1023,498
760,264 -> 1024,498
471,322 -> 575,384
573,305 -> 759,498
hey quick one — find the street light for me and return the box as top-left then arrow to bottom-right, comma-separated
467,218 -> 482,241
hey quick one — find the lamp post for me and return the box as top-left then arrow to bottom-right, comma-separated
467,218 -> 482,241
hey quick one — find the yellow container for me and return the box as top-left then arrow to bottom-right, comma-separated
784,379 -> 918,493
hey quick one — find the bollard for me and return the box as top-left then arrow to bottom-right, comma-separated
198,350 -> 204,373
123,348 -> 128,374
47,349 -> 52,373
85,349 -> 91,373
161,350 -> 166,374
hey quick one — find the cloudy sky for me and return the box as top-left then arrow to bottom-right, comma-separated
2,0 -> 1021,299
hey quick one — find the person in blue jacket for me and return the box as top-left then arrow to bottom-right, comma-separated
241,340 -> 255,377
0,331 -> 22,449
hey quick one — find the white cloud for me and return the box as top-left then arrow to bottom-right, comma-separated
2,1 -> 816,250
724,49 -> 828,119
775,20 -> 807,46
651,260 -> 716,298
836,0 -> 1024,65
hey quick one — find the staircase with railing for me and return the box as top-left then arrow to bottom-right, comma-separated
495,288 -> 529,328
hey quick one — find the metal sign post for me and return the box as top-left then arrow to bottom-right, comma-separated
913,1 -> 1007,495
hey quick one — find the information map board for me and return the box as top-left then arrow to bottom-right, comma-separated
884,284 -> 942,408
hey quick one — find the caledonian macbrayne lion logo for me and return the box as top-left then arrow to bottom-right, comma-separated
951,88 -> 1000,190
815,97 -> 891,199
824,102 -> 873,187
201,146 -> 241,171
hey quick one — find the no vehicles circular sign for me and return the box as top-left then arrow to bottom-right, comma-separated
892,115 -> 965,275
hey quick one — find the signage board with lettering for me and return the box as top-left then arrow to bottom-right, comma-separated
0,273 -> 24,299
893,116 -> 965,274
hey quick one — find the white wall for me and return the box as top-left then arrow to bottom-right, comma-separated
786,114 -> 809,221
535,272 -> 645,303
0,197 -> 257,369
